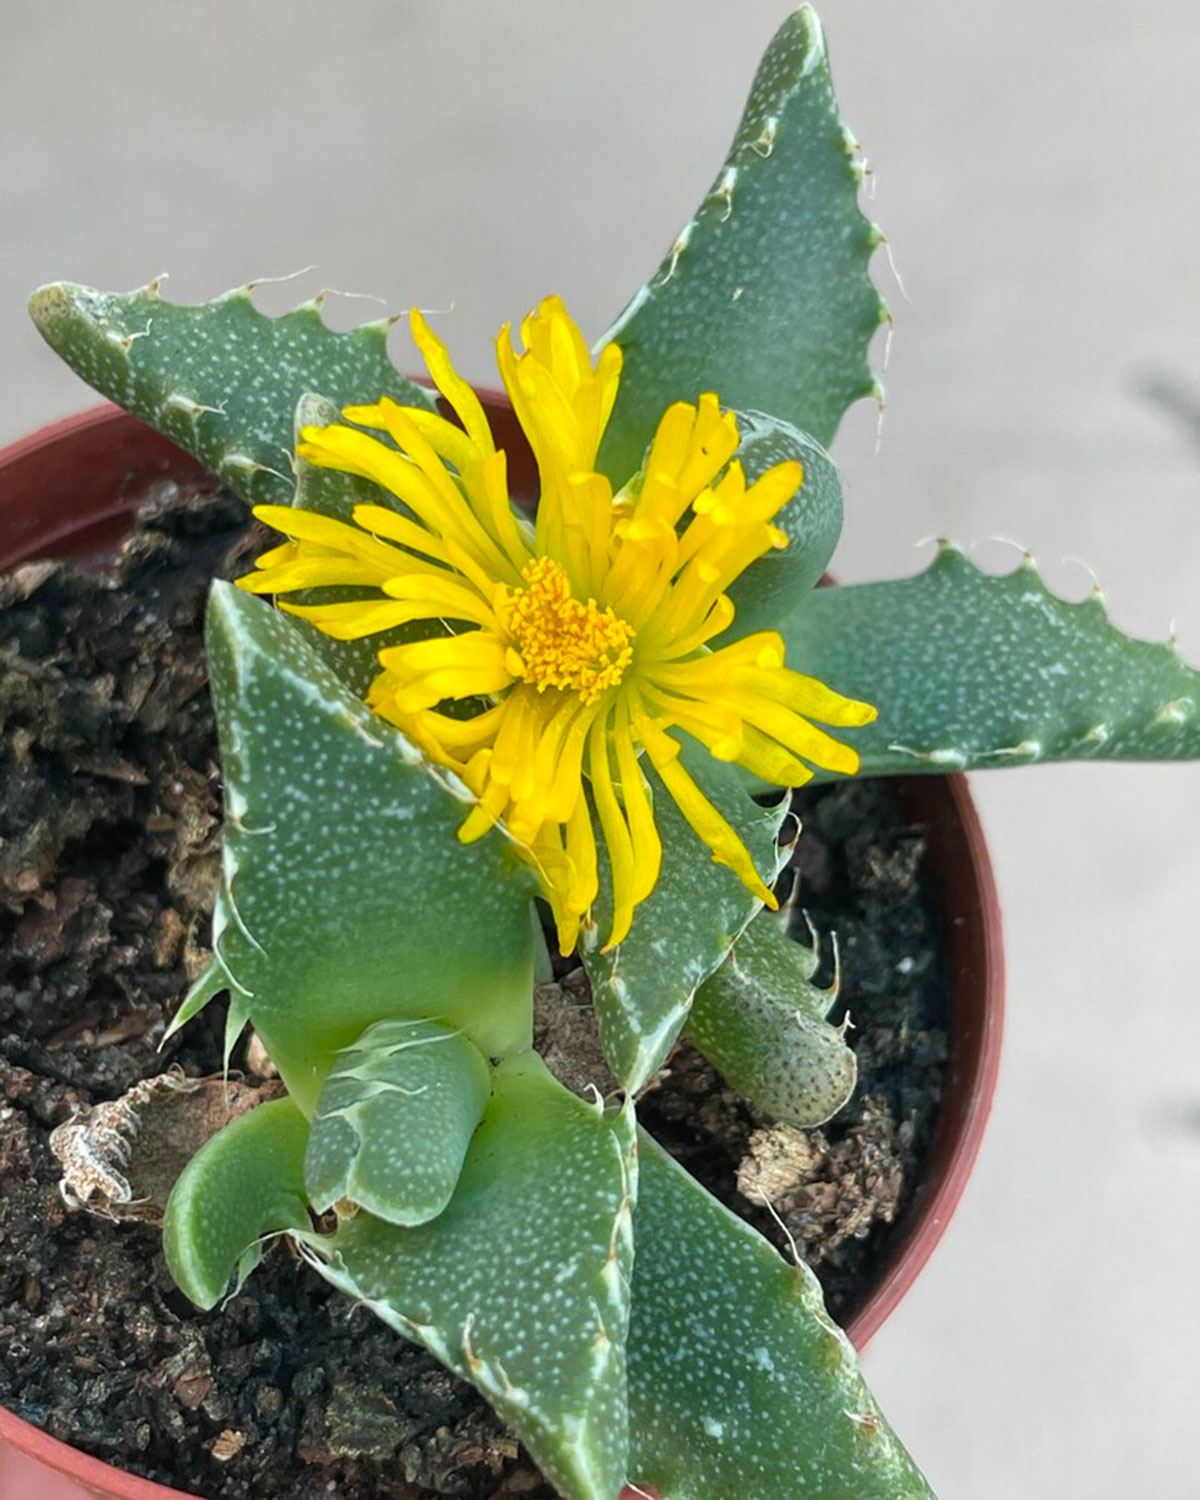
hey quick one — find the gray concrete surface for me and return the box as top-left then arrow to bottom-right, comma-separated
3,2 -> 1199,1495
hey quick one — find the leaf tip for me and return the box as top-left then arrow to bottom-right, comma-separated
28,281 -> 83,341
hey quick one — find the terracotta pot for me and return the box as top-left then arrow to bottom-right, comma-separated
0,405 -> 1004,1500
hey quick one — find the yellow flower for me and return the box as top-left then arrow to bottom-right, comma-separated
239,297 -> 875,952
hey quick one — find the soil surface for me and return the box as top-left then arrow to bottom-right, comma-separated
0,487 -> 947,1498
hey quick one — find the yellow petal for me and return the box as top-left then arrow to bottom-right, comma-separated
252,503 -> 403,574
650,749 -> 777,909
237,555 -> 395,595
564,792 -> 599,917
457,750 -> 511,842
589,718 -> 637,949
278,598 -> 426,639
380,571 -> 498,629
352,503 -> 453,565
613,698 -> 661,908
409,309 -> 496,458
738,666 -> 878,728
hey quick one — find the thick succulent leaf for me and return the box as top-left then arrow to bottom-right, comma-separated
783,541 -> 1200,777
696,908 -> 833,1026
723,411 -> 843,640
307,1053 -> 637,1500
204,582 -> 537,1112
597,6 -> 885,486
305,1018 -> 492,1225
27,280 -> 436,506
163,1097 -> 310,1311
687,910 -> 855,1127
582,737 -> 788,1095
627,1133 -> 935,1500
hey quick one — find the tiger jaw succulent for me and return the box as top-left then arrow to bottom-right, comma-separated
26,6 -> 1200,1499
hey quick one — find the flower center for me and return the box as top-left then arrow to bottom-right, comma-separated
506,558 -> 634,704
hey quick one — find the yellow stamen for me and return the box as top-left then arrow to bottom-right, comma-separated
503,557 -> 634,706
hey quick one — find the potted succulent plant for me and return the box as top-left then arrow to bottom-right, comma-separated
0,394 -> 1002,1499
2,6 -> 1194,1497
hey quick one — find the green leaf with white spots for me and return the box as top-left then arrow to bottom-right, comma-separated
305,1018 -> 492,1225
598,6 -> 885,486
781,542 -> 1200,778
582,736 -> 788,1095
687,910 -> 855,1127
203,582 -> 537,1112
627,1132 -> 935,1500
723,411 -> 843,640
307,1053 -> 637,1500
27,281 -> 436,506
163,1097 -> 310,1312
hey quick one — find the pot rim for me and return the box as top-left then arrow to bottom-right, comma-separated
0,403 -> 1005,1499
